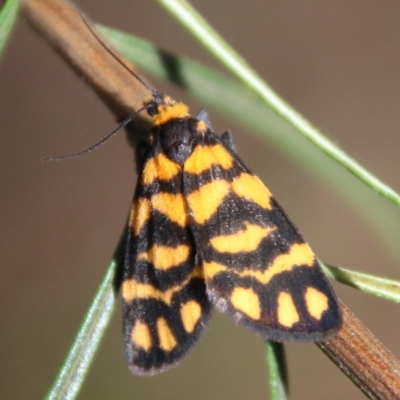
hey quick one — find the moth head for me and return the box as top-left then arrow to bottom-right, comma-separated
145,91 -> 189,126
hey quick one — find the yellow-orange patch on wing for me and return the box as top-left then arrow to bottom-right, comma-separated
184,144 -> 234,174
157,318 -> 177,351
232,173 -> 273,210
305,287 -> 329,320
196,120 -> 208,133
137,244 -> 190,271
186,179 -> 230,224
143,153 -> 180,185
238,243 -> 315,284
210,222 -> 275,253
130,198 -> 151,236
203,260 -> 228,280
153,102 -> 189,126
122,266 -> 202,305
190,265 -> 204,279
151,193 -> 189,227
122,280 -> 155,303
180,300 -> 202,333
230,287 -> 261,320
131,321 -> 152,351
277,292 -> 299,328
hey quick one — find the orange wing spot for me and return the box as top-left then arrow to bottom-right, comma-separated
143,153 -> 181,185
137,244 -> 190,271
157,317 -> 177,351
131,321 -> 152,351
180,300 -> 202,333
277,292 -> 299,328
153,102 -> 190,126
239,243 -> 315,284
305,287 -> 329,320
129,198 -> 151,236
191,265 -> 204,279
184,144 -> 234,174
122,280 -> 157,303
210,222 -> 275,253
122,266 -> 202,305
232,173 -> 273,210
187,179 -> 230,224
230,287 -> 261,320
151,193 -> 189,227
203,260 -> 228,280
196,120 -> 208,133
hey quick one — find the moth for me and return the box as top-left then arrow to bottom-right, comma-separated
122,90 -> 342,375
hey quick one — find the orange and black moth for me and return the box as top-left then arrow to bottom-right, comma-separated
122,90 -> 342,376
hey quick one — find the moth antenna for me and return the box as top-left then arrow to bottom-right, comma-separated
43,107 -> 146,161
78,9 -> 156,95
44,9 -> 160,162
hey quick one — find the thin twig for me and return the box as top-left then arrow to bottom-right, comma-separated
22,0 -> 151,120
319,303 -> 400,400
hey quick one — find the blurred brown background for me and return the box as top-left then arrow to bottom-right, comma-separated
2,0 -> 400,399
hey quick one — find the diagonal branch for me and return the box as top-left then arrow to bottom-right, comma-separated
22,0 -> 151,121
319,303 -> 400,399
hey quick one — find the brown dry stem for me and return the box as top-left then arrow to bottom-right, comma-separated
22,0 -> 152,121
319,302 -> 400,399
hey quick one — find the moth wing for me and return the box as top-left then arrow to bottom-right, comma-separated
183,130 -> 341,341
123,141 -> 210,375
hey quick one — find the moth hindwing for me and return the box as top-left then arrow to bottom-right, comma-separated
122,92 -> 342,375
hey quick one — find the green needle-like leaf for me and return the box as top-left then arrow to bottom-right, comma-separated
98,25 -> 400,258
45,229 -> 125,400
0,0 -> 20,57
154,0 -> 400,209
322,262 -> 400,304
266,341 -> 289,400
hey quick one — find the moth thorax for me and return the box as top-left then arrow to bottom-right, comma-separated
153,102 -> 190,126
159,119 -> 197,166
